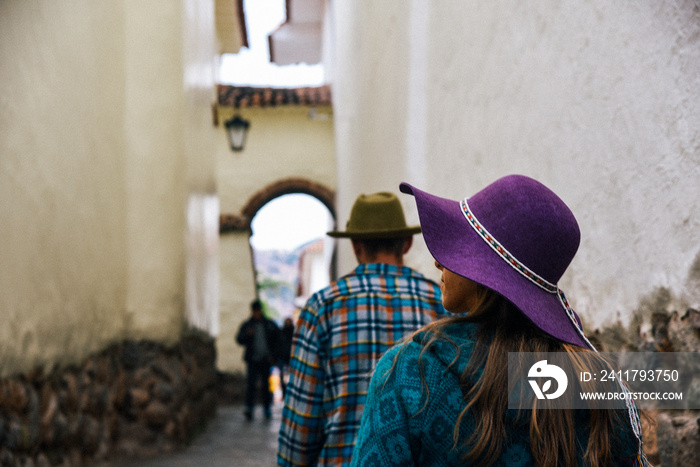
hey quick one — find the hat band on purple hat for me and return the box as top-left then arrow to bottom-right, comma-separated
461,197 -> 646,453
460,198 -> 593,349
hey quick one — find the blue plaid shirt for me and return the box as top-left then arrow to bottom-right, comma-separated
277,263 -> 447,466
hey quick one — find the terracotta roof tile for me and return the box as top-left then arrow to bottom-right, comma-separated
217,84 -> 332,108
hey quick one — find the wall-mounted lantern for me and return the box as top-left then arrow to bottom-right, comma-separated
224,115 -> 250,152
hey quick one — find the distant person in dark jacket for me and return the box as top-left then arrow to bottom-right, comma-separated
236,299 -> 281,420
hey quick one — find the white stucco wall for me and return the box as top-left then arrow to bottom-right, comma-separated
216,105 -> 336,373
0,0 -> 220,376
332,0 -> 700,330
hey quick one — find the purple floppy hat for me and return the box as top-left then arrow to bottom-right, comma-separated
400,175 -> 591,349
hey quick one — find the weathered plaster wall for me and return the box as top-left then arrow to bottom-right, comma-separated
332,0 -> 700,329
0,1 -> 220,376
216,105 -> 336,373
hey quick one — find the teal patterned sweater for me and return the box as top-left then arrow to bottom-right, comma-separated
350,321 -> 641,466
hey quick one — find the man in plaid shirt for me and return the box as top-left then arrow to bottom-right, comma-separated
277,192 -> 447,466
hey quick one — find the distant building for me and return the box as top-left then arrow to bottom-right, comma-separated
295,237 -> 333,310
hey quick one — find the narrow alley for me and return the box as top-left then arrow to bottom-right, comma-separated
105,403 -> 282,467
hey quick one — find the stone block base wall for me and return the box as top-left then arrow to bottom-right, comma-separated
0,330 -> 219,466
592,307 -> 700,466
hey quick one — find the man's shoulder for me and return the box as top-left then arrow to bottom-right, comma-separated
302,264 -> 444,314
307,268 -> 434,299
392,266 -> 444,298
302,278 -> 351,311
399,266 -> 441,285
353,263 -> 441,287
299,271 -> 374,315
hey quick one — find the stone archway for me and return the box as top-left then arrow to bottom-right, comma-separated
219,177 -> 338,300
220,177 -> 335,233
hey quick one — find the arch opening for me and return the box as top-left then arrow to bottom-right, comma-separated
250,193 -> 334,322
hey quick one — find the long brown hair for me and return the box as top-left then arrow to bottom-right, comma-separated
407,286 -> 631,467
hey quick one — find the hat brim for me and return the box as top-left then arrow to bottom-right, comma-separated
400,182 -> 588,348
326,225 -> 421,239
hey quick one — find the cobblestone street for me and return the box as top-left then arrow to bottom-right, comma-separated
105,403 -> 282,467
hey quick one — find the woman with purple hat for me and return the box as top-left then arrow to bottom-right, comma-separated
350,175 -> 649,466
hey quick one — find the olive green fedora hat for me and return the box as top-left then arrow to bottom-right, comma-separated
327,192 -> 421,239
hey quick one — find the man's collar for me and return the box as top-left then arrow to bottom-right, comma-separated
353,263 -> 421,277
